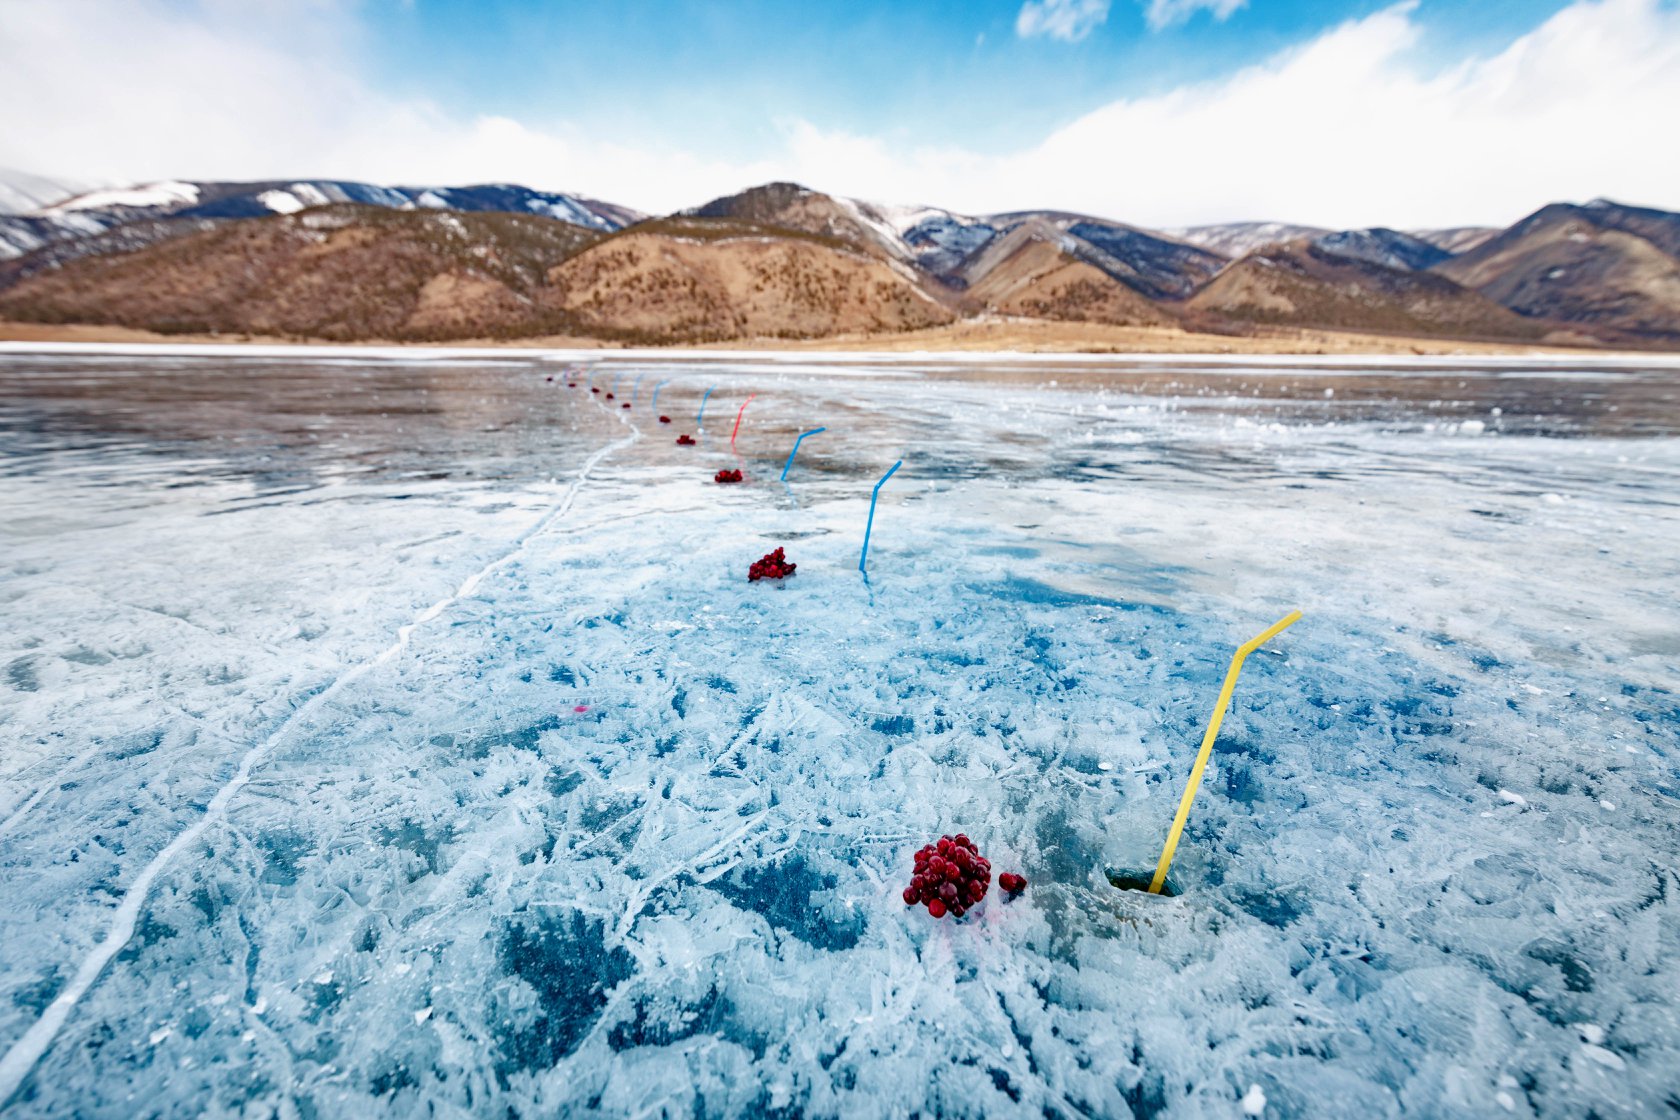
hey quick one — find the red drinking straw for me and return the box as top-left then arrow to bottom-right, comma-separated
731,394 -> 757,450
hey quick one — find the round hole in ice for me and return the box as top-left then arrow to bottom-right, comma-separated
1105,868 -> 1181,897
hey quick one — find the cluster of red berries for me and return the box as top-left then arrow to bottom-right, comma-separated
748,547 -> 796,582
659,415 -> 672,424
715,469 -> 743,484
676,434 -> 696,445
903,835 -> 1025,919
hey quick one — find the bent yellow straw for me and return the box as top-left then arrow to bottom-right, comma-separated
1148,610 -> 1302,894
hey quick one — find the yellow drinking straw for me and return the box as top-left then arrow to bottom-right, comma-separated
1148,610 -> 1302,894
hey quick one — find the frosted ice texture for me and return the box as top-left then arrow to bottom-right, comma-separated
1,351 -> 1677,1117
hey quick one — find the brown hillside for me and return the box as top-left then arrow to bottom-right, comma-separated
1437,207 -> 1680,340
1189,242 -> 1551,341
963,237 -> 1171,326
688,182 -> 902,259
541,219 -> 954,343
0,204 -> 603,341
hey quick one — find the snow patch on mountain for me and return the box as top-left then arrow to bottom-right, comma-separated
0,169 -> 98,216
47,181 -> 201,214
1167,221 -> 1328,259
257,190 -> 306,215
1311,228 -> 1450,272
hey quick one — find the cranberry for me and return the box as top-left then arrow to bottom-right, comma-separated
567,382 -> 577,388
715,469 -> 743,484
591,388 -> 600,394
622,403 -> 631,409
904,832 -> 1004,921
748,547 -> 797,582
606,393 -> 615,399
903,887 -> 918,906
659,415 -> 671,424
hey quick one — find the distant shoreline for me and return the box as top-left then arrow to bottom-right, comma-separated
2,318 -> 1657,359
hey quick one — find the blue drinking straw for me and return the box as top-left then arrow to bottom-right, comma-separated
780,427 -> 827,482
632,373 -> 647,403
859,460 -> 902,574
698,386 -> 716,426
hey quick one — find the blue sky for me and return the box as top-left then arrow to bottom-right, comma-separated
358,0 -> 1577,159
2,0 -> 1676,228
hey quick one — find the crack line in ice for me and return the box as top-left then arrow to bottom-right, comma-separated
0,413 -> 640,1109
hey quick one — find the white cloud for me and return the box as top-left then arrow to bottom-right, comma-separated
1015,0 -> 1112,42
1145,0 -> 1247,32
1,0 -> 1677,229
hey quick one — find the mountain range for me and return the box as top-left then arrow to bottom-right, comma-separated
1,172 -> 1676,349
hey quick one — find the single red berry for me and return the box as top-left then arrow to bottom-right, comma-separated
950,904 -> 966,918
567,382 -> 577,387
591,388 -> 600,393
937,838 -> 951,856
939,882 -> 958,903
546,376 -> 553,382
927,899 -> 946,919
955,834 -> 971,849
903,887 -> 918,905
622,403 -> 631,409
945,863 -> 962,881
953,848 -> 971,869
659,415 -> 671,424
606,393 -> 615,399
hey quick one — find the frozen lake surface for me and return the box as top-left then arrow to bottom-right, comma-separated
1,345 -> 1678,1118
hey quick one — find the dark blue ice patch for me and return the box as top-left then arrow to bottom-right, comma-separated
377,818 -> 452,876
495,909 -> 636,1073
6,657 -> 39,692
606,986 -> 732,1052
1230,888 -> 1309,929
969,575 -> 1124,609
458,715 -> 562,759
704,854 -> 864,952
